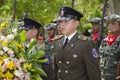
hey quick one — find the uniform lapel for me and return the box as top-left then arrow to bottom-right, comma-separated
61,32 -> 79,58
56,37 -> 64,59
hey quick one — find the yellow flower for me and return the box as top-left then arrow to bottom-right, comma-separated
0,61 -> 3,65
5,71 -> 14,80
1,22 -> 8,27
1,41 -> 7,46
23,63 -> 32,70
0,72 -> 4,77
0,55 -> 7,60
0,22 -> 8,30
16,43 -> 24,51
0,27 -> 3,30
7,61 -> 15,70
0,68 -> 4,77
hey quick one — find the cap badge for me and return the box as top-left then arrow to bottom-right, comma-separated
61,8 -> 64,16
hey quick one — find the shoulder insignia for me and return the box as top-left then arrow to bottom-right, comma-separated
78,35 -> 88,41
53,35 -> 63,40
82,36 -> 87,41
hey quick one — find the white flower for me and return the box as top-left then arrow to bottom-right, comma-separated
12,28 -> 17,34
13,58 -> 21,68
19,58 -> 25,62
7,50 -> 14,57
4,58 -> 10,64
7,34 -> 14,40
14,70 -> 24,78
24,72 -> 31,80
0,51 -> 4,55
3,47 -> 9,52
2,64 -> 8,71
0,35 -> 6,40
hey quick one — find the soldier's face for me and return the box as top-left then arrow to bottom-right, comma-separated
58,19 -> 79,36
57,25 -> 62,35
47,29 -> 55,37
92,23 -> 100,33
26,29 -> 38,40
108,21 -> 120,35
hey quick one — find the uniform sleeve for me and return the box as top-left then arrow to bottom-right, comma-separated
53,54 -> 58,80
53,40 -> 58,80
83,40 -> 101,80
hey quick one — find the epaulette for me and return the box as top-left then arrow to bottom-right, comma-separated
77,35 -> 88,41
53,35 -> 63,41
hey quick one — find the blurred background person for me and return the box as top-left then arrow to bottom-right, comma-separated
88,17 -> 101,42
41,23 -> 57,80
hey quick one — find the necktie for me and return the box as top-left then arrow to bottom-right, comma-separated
63,38 -> 68,48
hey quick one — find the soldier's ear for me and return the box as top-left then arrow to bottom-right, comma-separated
75,20 -> 79,27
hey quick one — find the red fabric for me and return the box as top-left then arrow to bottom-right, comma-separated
38,36 -> 44,40
49,36 -> 54,43
92,33 -> 98,42
106,34 -> 119,46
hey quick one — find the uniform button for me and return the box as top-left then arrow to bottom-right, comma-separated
73,54 -> 78,58
71,44 -> 74,47
58,70 -> 61,73
58,61 -> 62,64
66,61 -> 70,64
65,70 -> 68,73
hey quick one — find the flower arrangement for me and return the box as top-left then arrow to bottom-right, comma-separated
0,20 -> 48,80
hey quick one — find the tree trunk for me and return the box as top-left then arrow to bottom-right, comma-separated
107,0 -> 120,15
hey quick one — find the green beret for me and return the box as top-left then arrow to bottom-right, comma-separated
44,23 -> 57,30
104,14 -> 120,22
88,17 -> 101,23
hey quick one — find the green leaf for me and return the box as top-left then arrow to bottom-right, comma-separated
29,59 -> 48,63
33,67 -> 47,77
30,73 -> 42,80
28,51 -> 46,60
19,30 -> 26,43
27,39 -> 36,52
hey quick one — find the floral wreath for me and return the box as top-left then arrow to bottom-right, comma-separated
0,19 -> 48,80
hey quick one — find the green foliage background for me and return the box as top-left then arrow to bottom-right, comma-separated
0,0 -> 104,33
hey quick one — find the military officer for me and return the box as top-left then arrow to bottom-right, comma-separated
19,18 -> 41,45
19,18 -> 42,54
99,14 -> 120,80
19,18 -> 47,79
53,6 -> 101,80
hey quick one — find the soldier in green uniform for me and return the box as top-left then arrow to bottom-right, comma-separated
99,14 -> 120,80
88,17 -> 102,50
44,23 -> 57,56
41,23 -> 57,80
53,6 -> 101,80
88,17 -> 101,42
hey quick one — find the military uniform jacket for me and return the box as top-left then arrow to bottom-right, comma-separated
53,32 -> 101,80
99,35 -> 120,80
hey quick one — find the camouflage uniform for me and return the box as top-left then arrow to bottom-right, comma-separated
44,23 -> 57,61
99,14 -> 120,80
99,36 -> 120,80
87,17 -> 102,50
